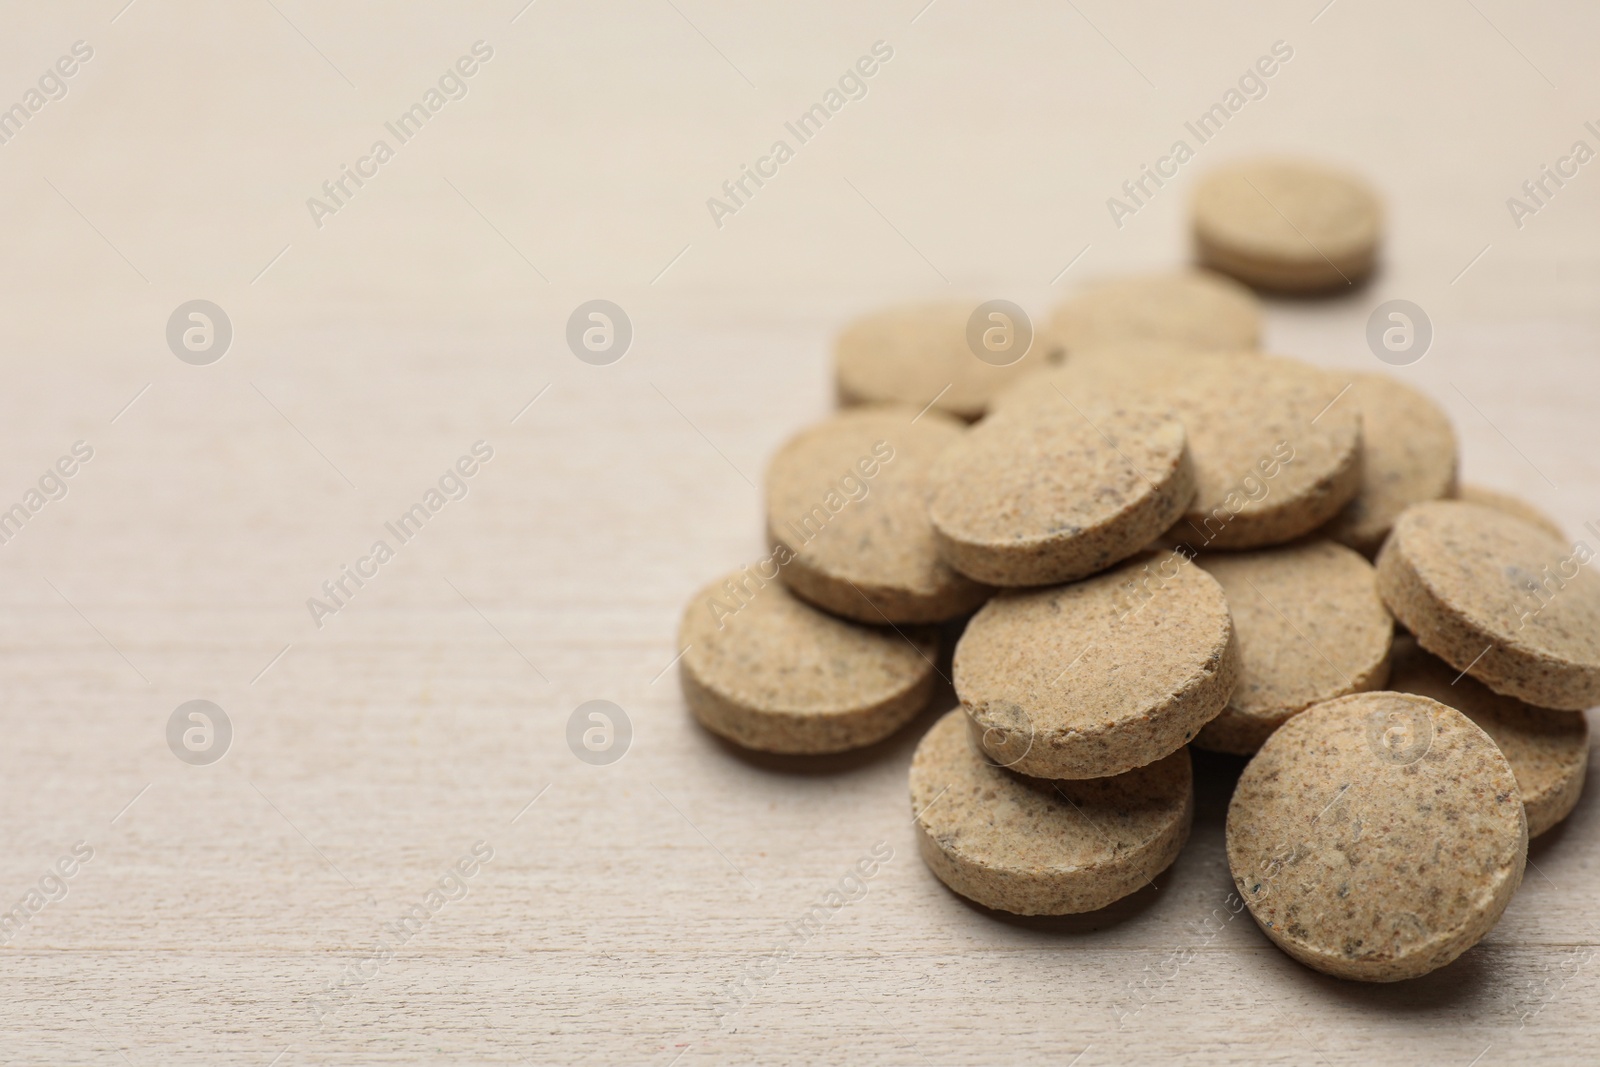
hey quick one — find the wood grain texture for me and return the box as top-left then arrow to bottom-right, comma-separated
1,1 -> 1598,1063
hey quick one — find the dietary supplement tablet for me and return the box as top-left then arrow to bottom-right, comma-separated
1323,372 -> 1457,556
1455,483 -> 1564,541
679,568 -> 936,753
1194,539 -> 1392,754
764,406 -> 990,623
1388,634 -> 1587,837
1228,691 -> 1526,981
1048,270 -> 1260,357
997,349 -> 1362,550
835,300 -> 1048,421
928,396 -> 1195,586
955,553 -> 1238,779
910,708 -> 1193,915
1377,501 -> 1600,710
1194,158 -> 1382,292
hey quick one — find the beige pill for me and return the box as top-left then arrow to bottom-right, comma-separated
998,349 -> 1362,550
955,553 -> 1238,779
1227,691 -> 1526,982
1388,634 -> 1588,837
1323,372 -> 1458,556
1377,500 -> 1600,710
910,708 -> 1193,915
927,396 -> 1194,587
1454,483 -> 1564,541
679,569 -> 936,754
764,406 -> 990,624
1194,158 -> 1382,292
835,300 -> 1050,421
1194,540 -> 1393,755
1048,270 -> 1261,357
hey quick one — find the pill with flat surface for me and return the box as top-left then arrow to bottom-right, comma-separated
1227,691 -> 1526,982
764,405 -> 990,623
1454,483 -> 1564,541
997,349 -> 1362,550
679,569 -> 937,754
955,552 -> 1238,779
928,395 -> 1196,586
1322,372 -> 1457,556
1388,633 -> 1588,837
1194,539 -> 1392,754
1376,500 -> 1600,710
1048,270 -> 1261,358
910,708 -> 1193,915
1193,158 -> 1382,292
834,300 -> 1050,420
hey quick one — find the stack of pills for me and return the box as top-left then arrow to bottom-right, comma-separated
677,156 -> 1595,983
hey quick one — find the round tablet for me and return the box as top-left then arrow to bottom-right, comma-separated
1323,373 -> 1457,556
835,300 -> 1052,421
1194,540 -> 1393,755
1377,501 -> 1600,710
955,553 -> 1238,779
1455,484 -> 1564,541
1228,692 -> 1527,982
678,569 -> 937,753
998,349 -> 1362,550
1388,634 -> 1588,837
1048,270 -> 1261,357
910,708 -> 1193,915
1194,159 -> 1382,293
764,406 -> 990,623
927,396 -> 1195,586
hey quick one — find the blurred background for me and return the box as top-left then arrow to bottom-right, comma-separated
1,2 -> 1597,1064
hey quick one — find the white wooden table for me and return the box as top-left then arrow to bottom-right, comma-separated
1,1 -> 1597,1062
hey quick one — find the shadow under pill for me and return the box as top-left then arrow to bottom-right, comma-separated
701,693 -> 955,777
1250,268 -> 1379,307
1295,937 -> 1500,1014
1190,746 -> 1249,816
937,863 -> 1172,935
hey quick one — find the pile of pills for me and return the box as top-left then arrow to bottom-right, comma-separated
677,156 -> 1596,983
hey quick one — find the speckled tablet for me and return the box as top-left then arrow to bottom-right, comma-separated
678,568 -> 937,753
1455,484 -> 1564,541
910,708 -> 1193,915
1048,270 -> 1261,357
927,395 -> 1195,586
1388,634 -> 1588,837
997,349 -> 1362,550
764,406 -> 991,623
834,300 -> 1049,421
1323,373 -> 1457,556
955,553 -> 1238,779
1377,501 -> 1600,710
1194,158 -> 1382,292
1228,691 -> 1527,981
1194,539 -> 1393,754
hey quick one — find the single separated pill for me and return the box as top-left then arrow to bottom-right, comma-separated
1322,373 -> 1457,556
1377,501 -> 1600,710
1228,692 -> 1527,982
679,569 -> 936,754
1455,484 -> 1564,541
927,397 -> 1196,586
764,406 -> 990,623
834,300 -> 1048,421
1388,634 -> 1588,838
910,708 -> 1193,915
1048,270 -> 1261,357
955,553 -> 1238,779
1194,539 -> 1393,755
998,349 -> 1362,550
1193,158 -> 1382,292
